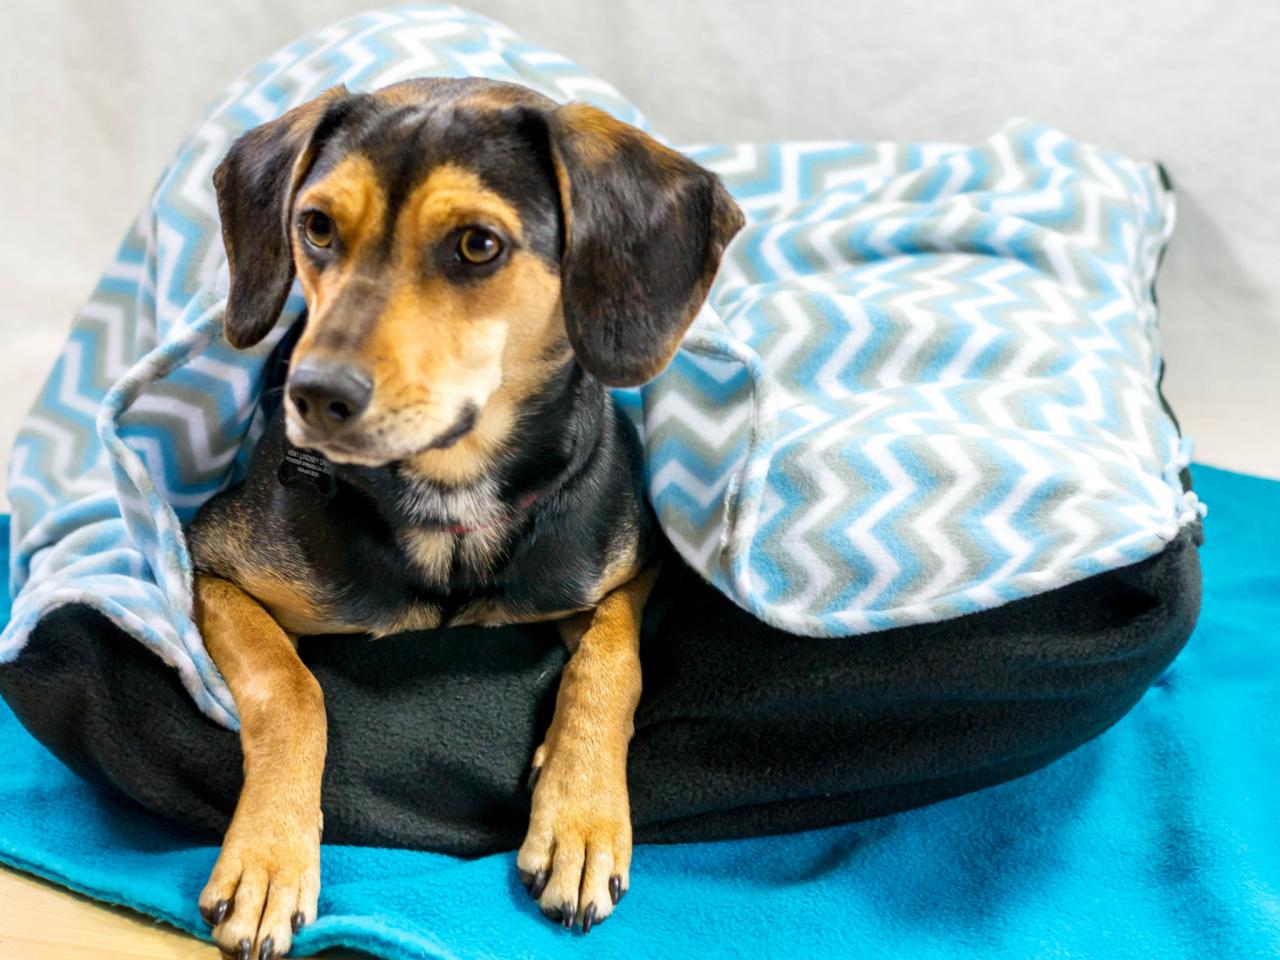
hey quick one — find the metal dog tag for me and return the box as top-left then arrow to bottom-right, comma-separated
278,442 -> 338,500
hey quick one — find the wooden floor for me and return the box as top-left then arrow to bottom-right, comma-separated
0,866 -> 364,959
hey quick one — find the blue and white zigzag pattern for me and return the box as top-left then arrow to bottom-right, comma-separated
2,5 -> 1202,726
654,133 -> 1201,634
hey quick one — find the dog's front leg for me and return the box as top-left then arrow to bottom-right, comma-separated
517,566 -> 658,931
194,574 -> 325,960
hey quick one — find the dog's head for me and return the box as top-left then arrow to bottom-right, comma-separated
213,78 -> 743,476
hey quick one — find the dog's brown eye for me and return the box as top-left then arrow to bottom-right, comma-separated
458,228 -> 501,264
302,211 -> 334,249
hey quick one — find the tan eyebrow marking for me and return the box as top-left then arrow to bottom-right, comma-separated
294,153 -> 386,256
397,163 -> 526,252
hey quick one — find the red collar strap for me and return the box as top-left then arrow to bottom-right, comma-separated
440,491 -> 541,536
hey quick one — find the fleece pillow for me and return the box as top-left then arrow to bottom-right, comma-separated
656,131 -> 1199,635
2,4 -> 1201,725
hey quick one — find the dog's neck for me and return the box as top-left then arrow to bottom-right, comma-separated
334,360 -> 611,536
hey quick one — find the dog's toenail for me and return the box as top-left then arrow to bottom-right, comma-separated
609,875 -> 623,905
560,901 -> 575,929
258,934 -> 275,960
237,937 -> 252,960
582,901 -> 597,933
201,899 -> 229,926
527,765 -> 542,791
291,910 -> 306,934
528,868 -> 550,900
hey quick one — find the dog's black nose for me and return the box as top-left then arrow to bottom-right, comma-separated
288,360 -> 372,434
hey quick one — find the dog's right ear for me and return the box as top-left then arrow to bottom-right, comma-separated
543,103 -> 744,388
213,86 -> 349,348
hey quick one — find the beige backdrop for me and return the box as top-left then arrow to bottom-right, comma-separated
2,0 -> 1277,512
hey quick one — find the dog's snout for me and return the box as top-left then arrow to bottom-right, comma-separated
288,360 -> 373,434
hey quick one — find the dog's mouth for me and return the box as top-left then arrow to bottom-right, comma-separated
286,404 -> 479,467
421,404 -> 478,452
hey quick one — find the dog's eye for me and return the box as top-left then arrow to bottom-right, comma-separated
302,211 -> 335,249
458,228 -> 502,264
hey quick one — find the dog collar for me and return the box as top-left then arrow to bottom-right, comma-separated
277,430 -> 541,533
434,491 -> 541,536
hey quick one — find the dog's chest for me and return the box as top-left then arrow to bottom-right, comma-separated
375,527 -> 580,634
367,477 -> 563,633
396,475 -> 509,582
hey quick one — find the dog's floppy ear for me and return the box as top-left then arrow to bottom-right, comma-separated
212,86 -> 349,348
546,103 -> 744,387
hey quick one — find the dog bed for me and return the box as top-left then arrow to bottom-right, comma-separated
0,0 -> 1211,916
3,463 -> 1275,959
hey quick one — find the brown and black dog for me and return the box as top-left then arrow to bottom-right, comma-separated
184,77 -> 742,958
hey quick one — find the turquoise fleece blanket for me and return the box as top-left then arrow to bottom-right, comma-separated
0,462 -> 1275,958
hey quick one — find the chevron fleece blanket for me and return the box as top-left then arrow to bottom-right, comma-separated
2,4 -> 1204,725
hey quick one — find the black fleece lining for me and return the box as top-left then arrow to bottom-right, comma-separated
0,524 -> 1199,856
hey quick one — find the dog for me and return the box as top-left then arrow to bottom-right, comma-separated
184,77 -> 743,959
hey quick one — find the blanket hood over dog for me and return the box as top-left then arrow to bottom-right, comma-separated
2,5 -> 1201,725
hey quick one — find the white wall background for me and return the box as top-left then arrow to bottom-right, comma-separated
2,0 -> 1277,511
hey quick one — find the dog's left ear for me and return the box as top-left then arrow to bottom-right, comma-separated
213,85 -> 350,349
545,104 -> 744,387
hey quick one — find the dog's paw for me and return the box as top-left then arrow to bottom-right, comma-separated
199,807 -> 321,959
517,739 -> 631,932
